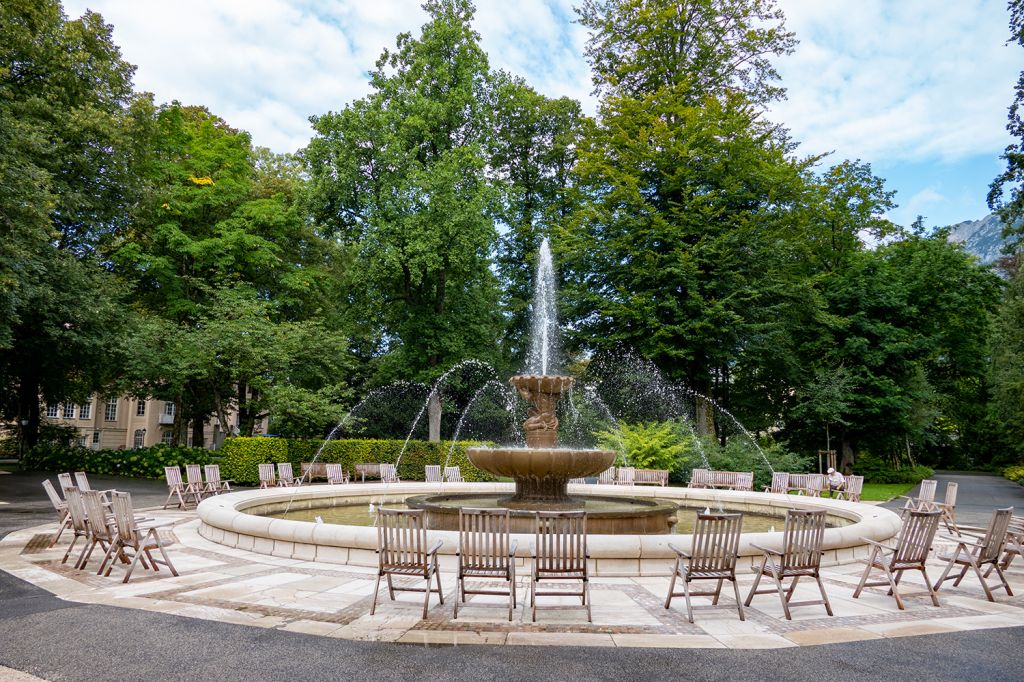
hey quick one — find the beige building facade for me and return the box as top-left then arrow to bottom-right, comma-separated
42,395 -> 266,450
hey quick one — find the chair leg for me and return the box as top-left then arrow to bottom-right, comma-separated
852,548 -> 880,599
991,563 -> 1014,596
386,574 -> 395,600
152,532 -> 178,577
453,576 -> 461,619
370,572 -> 382,615
711,577 -> 723,605
933,555 -> 958,591
434,561 -> 444,605
531,576 -> 537,623
584,579 -> 592,623
744,555 -> 768,606
813,572 -> 833,616
968,558 -> 995,602
785,575 -> 800,603
507,574 -> 515,622
919,566 -> 940,607
122,545 -> 146,583
682,576 -> 694,624
421,574 -> 431,620
883,566 -> 904,610
731,577 -> 745,621
952,564 -> 970,587
770,566 -> 792,620
664,558 -> 680,609
50,516 -> 71,548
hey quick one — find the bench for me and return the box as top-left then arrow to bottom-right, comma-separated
688,469 -> 753,491
633,469 -> 669,486
354,463 -> 381,482
787,473 -> 825,497
301,462 -> 328,481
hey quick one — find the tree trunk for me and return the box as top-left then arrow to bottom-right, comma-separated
694,396 -> 714,437
171,394 -> 187,446
840,438 -> 855,473
237,381 -> 258,436
17,373 -> 40,451
191,415 -> 205,449
428,391 -> 442,442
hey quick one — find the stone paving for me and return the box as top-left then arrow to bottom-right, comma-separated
1,508 -> 1022,649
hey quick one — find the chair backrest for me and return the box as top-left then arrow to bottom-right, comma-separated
689,468 -> 710,487
204,464 -> 222,484
74,471 -> 92,491
325,463 -> 345,483
780,509 -> 827,570
42,480 -> 65,509
846,475 -> 864,496
164,466 -> 183,487
769,472 -> 789,494
81,490 -> 113,542
918,479 -> 937,503
534,511 -> 587,575
893,510 -> 941,566
58,472 -> 74,489
458,508 -> 511,571
942,481 -> 958,507
376,508 -> 429,573
381,463 -> 398,483
110,491 -> 140,546
63,486 -> 89,533
689,512 -> 743,573
258,463 -> 276,483
277,462 -> 294,481
425,465 -> 442,483
734,472 -> 754,491
978,507 -> 1014,564
618,467 -> 635,484
806,474 -> 825,493
598,467 -> 616,484
185,463 -> 203,485
444,466 -> 463,483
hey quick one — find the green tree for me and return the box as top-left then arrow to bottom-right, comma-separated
988,0 -> 1024,251
303,0 -> 504,392
990,268 -> 1024,462
0,0 -> 138,448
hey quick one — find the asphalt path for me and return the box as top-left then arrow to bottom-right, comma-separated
0,470 -> 1022,681
881,471 -> 1024,526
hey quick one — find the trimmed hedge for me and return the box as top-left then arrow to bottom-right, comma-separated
854,453 -> 935,484
221,436 -> 495,485
221,437 -> 288,485
1004,464 -> 1024,486
21,444 -> 212,478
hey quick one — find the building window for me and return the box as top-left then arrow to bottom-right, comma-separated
163,401 -> 175,418
77,436 -> 87,447
133,429 -> 146,449
136,400 -> 146,416
79,403 -> 91,419
161,430 -> 173,445
62,403 -> 75,420
92,431 -> 100,444
104,397 -> 118,422
46,403 -> 59,418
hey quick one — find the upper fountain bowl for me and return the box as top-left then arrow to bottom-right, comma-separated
509,374 -> 575,394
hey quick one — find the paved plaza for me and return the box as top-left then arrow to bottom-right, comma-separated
1,471 -> 1022,680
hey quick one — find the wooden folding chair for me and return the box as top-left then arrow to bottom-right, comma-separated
101,491 -> 178,583
79,489 -> 117,572
688,468 -> 710,488
616,466 -> 636,485
60,486 -> 91,568
425,465 -> 442,483
325,463 -> 349,485
57,472 -> 74,490
454,508 -> 518,620
370,508 -> 443,619
933,507 -> 1014,602
184,464 -> 207,502
444,466 -> 463,483
764,472 -> 789,494
899,479 -> 938,513
734,472 -> 754,491
163,466 -> 191,509
988,515 -> 1023,577
745,509 -> 833,620
665,512 -> 744,623
837,475 -> 864,502
935,482 -> 960,535
258,463 -> 278,489
853,509 -> 942,610
203,464 -> 232,494
380,463 -> 400,484
531,511 -> 591,622
276,462 -> 302,486
42,480 -> 70,547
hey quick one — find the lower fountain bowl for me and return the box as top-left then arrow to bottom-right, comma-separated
405,493 -> 679,534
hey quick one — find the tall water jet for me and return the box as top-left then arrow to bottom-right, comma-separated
526,238 -> 561,375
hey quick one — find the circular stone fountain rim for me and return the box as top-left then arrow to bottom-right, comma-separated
196,482 -> 903,575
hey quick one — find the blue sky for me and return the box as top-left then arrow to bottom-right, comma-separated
63,0 -> 1020,228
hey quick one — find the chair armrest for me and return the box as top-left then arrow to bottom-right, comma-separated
427,539 -> 443,556
667,542 -> 691,558
749,543 -> 780,556
861,537 -> 896,552
939,535 -> 984,549
509,539 -> 519,557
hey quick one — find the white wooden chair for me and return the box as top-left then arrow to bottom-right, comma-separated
899,479 -> 938,513
688,468 -> 711,488
277,462 -> 302,486
380,463 -> 400,484
935,482 -> 960,535
665,511 -> 744,623
60,486 -> 91,568
101,491 -> 178,583
764,472 -> 789,494
57,472 -> 74,490
185,464 -> 207,501
444,466 -> 463,483
734,472 -> 754,491
163,466 -> 193,509
203,464 -> 231,494
837,475 -> 864,502
853,509 -> 941,610
597,467 -> 616,485
325,463 -> 349,485
42,480 -> 70,547
79,489 -> 116,572
933,507 -> 1014,602
616,466 -> 636,485
370,508 -> 443,619
745,509 -> 833,620
258,463 -> 278,489
454,508 -> 517,620
531,511 -> 591,622
425,465 -> 442,483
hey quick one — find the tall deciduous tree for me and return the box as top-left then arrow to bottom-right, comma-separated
990,267 -> 1024,462
989,0 -> 1024,252
303,1 -> 504,407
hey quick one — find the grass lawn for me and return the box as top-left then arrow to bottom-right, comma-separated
859,482 -> 915,502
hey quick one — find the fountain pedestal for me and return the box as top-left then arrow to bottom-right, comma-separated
467,374 -> 616,508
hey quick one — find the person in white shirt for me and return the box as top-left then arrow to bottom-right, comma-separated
827,467 -> 846,498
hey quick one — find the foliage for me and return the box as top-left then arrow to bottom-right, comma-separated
990,269 -> 1024,463
852,452 -> 934,485
595,420 -> 690,470
220,437 -> 288,485
1003,464 -> 1024,485
988,0 -> 1024,251
21,443 -> 210,478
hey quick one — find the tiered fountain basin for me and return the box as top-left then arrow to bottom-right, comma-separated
196,482 -> 902,577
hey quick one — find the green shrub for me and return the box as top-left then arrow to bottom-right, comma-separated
21,443 -> 211,478
1004,464 -> 1024,485
221,437 -> 288,485
595,421 -> 689,470
855,452 -> 934,484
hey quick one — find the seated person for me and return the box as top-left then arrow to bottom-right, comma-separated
827,467 -> 846,498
